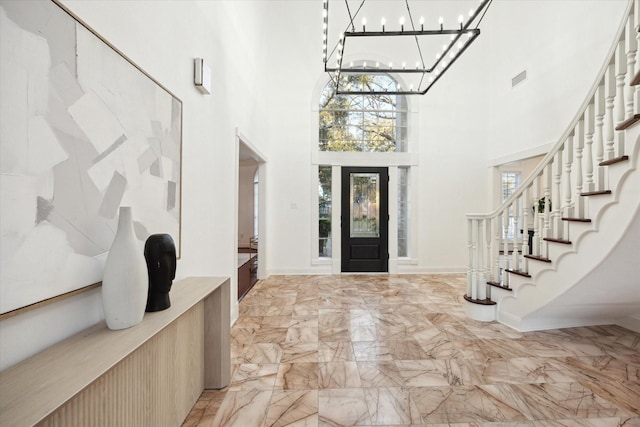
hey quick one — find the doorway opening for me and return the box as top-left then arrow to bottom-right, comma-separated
341,167 -> 389,272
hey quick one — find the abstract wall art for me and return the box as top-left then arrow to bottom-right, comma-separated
0,0 -> 182,314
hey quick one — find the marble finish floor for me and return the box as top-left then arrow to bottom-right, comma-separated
182,274 -> 640,427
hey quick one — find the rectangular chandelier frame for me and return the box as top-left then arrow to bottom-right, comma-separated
323,0 -> 492,95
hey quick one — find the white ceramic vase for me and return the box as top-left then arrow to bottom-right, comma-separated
102,206 -> 148,330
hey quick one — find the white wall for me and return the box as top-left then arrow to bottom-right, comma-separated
483,0 -> 628,161
0,0 -> 271,370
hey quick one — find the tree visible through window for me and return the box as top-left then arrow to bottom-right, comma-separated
319,74 -> 407,152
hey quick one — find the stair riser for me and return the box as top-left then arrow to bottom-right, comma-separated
564,221 -> 593,242
504,273 -> 532,294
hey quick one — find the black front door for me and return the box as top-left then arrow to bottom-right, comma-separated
341,167 -> 389,272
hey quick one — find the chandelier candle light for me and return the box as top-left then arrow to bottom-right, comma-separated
322,0 -> 492,95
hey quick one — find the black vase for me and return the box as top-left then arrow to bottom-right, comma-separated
144,234 -> 176,312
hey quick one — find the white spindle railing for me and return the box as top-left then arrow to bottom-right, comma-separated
465,0 -> 635,302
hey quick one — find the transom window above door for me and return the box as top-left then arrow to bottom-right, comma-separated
319,72 -> 408,152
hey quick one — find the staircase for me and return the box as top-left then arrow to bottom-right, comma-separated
464,0 -> 640,331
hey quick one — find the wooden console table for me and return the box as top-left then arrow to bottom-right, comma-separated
0,276 -> 230,427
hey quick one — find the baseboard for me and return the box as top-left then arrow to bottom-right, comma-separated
616,314 -> 640,333
267,266 -> 466,276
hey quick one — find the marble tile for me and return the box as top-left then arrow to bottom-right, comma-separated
581,379 -> 640,415
409,385 -> 529,424
262,315 -> 294,328
290,316 -> 318,328
352,341 -> 394,362
396,359 -> 467,387
210,390 -> 272,427
286,327 -> 319,343
241,343 -> 283,364
363,387 -> 416,425
253,327 -> 290,343
319,326 -> 351,342
264,390 -> 318,427
509,382 -> 634,420
357,361 -> 405,387
281,342 -> 319,363
463,357 -> 579,385
184,274 -> 640,426
318,342 -> 355,362
387,339 -> 431,360
318,388 -> 371,426
318,361 -> 362,389
229,363 -> 279,391
275,363 -> 319,390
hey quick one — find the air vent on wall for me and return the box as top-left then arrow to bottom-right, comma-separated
512,70 -> 527,87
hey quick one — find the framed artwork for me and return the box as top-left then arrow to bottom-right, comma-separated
0,0 -> 182,315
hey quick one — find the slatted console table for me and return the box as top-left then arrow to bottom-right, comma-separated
0,276 -> 230,427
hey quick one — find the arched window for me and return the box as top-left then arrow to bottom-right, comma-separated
319,73 -> 408,152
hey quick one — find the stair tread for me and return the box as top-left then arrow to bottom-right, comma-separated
464,294 -> 496,305
615,114 -> 640,131
600,155 -> 629,166
524,254 -> 552,263
543,237 -> 572,245
562,217 -> 592,223
505,268 -> 532,278
632,69 -> 640,86
487,281 -> 512,291
580,190 -> 612,196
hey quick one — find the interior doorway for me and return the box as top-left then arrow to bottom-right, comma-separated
236,132 -> 266,301
341,167 -> 389,272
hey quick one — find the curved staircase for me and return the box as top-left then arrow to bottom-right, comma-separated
465,0 -> 640,332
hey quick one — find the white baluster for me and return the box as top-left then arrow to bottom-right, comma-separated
564,134 -> 574,223
615,40 -> 626,156
521,187 -> 530,273
503,209 -> 510,272
477,219 -> 486,300
625,16 -> 638,118
471,219 -> 478,300
543,162 -> 552,257
553,148 -> 564,239
512,198 -> 520,270
467,218 -> 473,298
605,63 -> 616,162
584,104 -> 595,193
494,215 -> 501,284
635,0 -> 640,114
532,174 -> 540,256
485,217 -> 492,286
574,120 -> 585,218
594,84 -> 606,190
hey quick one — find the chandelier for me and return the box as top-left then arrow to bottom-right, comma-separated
322,0 -> 493,95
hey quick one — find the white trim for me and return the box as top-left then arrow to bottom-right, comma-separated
489,142 -> 552,167
397,257 -> 418,265
235,128 -> 267,163
310,164 -> 320,259
331,165 -> 342,274
396,266 -> 467,274
616,314 -> 640,333
313,151 -> 418,166
311,258 -> 333,265
388,166 -> 399,274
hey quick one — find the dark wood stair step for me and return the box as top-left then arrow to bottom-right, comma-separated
487,281 -> 512,291
544,237 -> 572,245
562,217 -> 592,223
600,155 -> 629,166
580,190 -> 612,197
524,254 -> 552,263
505,268 -> 532,278
464,294 -> 496,305
615,114 -> 640,131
